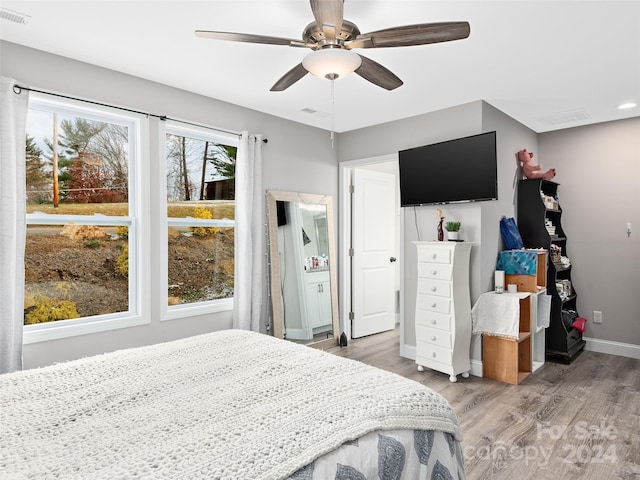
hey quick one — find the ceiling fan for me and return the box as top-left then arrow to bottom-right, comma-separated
195,0 -> 470,92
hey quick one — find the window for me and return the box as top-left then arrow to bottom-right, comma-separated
23,96 -> 147,341
164,123 -> 237,316
22,96 -> 237,341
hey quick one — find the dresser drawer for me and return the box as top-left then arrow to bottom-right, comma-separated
415,310 -> 452,332
416,342 -> 453,367
416,325 -> 452,349
417,278 -> 451,298
416,293 -> 451,315
417,263 -> 453,281
417,248 -> 451,264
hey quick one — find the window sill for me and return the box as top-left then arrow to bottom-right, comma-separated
23,314 -> 149,344
162,297 -> 233,322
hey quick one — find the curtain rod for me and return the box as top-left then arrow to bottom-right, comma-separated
12,84 -> 268,143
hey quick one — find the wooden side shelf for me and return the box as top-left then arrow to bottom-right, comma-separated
483,333 -> 532,385
474,249 -> 550,385
505,251 -> 547,293
482,296 -> 532,385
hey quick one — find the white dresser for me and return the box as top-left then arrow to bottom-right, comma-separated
413,241 -> 473,382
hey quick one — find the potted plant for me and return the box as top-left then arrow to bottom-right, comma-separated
445,221 -> 461,241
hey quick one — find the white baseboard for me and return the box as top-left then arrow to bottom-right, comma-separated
401,344 -> 416,360
583,337 -> 640,359
401,343 -> 483,377
470,360 -> 483,378
401,340 -> 639,383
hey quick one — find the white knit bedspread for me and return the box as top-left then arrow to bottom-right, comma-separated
0,330 -> 461,480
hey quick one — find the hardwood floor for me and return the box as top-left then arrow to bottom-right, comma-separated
326,329 -> 640,480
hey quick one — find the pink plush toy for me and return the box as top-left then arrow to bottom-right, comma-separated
518,148 -> 556,180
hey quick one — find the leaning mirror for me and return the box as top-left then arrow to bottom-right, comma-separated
266,190 -> 340,348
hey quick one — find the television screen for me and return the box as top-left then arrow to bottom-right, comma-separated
398,131 -> 497,207
276,200 -> 287,226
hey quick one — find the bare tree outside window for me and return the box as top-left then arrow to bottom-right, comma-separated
24,110 -> 132,325
23,105 -> 237,327
165,129 -> 236,307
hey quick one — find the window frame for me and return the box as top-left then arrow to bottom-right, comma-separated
23,95 -> 151,344
161,121 -> 237,321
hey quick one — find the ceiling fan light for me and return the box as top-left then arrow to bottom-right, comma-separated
302,49 -> 362,80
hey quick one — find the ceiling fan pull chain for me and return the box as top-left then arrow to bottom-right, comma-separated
330,78 -> 335,148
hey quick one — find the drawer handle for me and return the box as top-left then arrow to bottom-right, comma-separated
431,335 -> 437,341
431,319 -> 437,325
431,286 -> 437,292
431,253 -> 437,259
431,270 -> 438,275
432,352 -> 437,358
431,302 -> 437,308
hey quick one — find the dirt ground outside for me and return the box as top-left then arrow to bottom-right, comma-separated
24,227 -> 234,324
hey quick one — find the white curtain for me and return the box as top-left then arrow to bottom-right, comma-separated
0,77 -> 29,374
233,131 -> 263,331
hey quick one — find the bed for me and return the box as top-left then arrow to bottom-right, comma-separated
0,330 -> 466,479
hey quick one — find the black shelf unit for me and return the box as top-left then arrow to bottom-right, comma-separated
516,179 -> 585,363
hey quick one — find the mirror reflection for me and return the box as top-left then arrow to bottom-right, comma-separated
266,190 -> 339,348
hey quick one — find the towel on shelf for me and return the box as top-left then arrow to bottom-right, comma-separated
471,291 -> 530,340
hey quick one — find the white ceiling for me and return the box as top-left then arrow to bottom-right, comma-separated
1,1 -> 639,133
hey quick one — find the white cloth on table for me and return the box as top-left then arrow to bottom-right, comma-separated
471,291 -> 531,340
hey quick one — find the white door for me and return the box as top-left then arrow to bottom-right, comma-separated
351,168 -> 397,338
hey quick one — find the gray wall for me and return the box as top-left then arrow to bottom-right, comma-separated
3,40 -> 638,368
339,101 -> 482,352
340,101 -> 640,355
481,102 -> 539,292
539,118 -> 640,346
473,103 -> 538,359
338,101 -> 539,360
1,41 -> 338,368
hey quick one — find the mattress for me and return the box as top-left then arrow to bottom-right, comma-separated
0,329 -> 465,479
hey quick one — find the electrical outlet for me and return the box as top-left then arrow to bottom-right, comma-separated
593,310 -> 603,324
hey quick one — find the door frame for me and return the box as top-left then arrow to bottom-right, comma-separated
338,153 -> 400,341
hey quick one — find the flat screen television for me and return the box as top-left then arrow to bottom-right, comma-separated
398,131 -> 497,207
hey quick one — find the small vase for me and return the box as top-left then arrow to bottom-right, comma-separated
437,218 -> 444,241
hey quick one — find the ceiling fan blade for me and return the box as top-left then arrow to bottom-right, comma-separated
347,22 -> 470,49
309,0 -> 344,42
270,63 -> 309,91
355,54 -> 403,91
195,30 -> 307,48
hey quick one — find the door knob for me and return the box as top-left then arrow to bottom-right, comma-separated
390,256 -> 397,262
